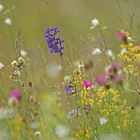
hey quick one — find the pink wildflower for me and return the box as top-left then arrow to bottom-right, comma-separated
10,89 -> 22,101
83,80 -> 93,88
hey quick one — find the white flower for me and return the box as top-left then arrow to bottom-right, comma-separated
20,50 -> 28,57
34,131 -> 41,137
4,18 -> 12,25
8,97 -> 18,106
90,18 -> 99,29
64,75 -> 71,83
55,125 -> 69,138
128,36 -> 133,41
11,60 -> 18,67
106,49 -> 115,59
13,70 -> 21,77
0,62 -> 4,69
99,117 -> 108,125
120,48 -> 127,55
92,48 -> 102,55
0,4 -> 4,12
78,63 -> 84,69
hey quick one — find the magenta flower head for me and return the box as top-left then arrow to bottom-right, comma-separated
96,75 -> 107,85
10,89 -> 22,101
83,80 -> 93,88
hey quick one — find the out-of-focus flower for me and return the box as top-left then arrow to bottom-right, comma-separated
8,89 -> 22,106
106,63 -> 125,83
8,96 -> 18,106
120,48 -> 127,55
10,89 -> 22,101
92,48 -> 102,55
29,121 -> 40,129
96,75 -> 107,85
78,63 -> 84,69
83,80 -> 93,88
0,108 -> 15,120
128,36 -> 133,41
0,4 -> 4,12
45,27 -> 64,56
46,63 -> 62,77
67,109 -> 81,120
118,30 -> 128,44
34,131 -> 41,138
106,49 -> 115,59
0,62 -> 4,69
90,18 -> 99,29
106,63 -> 118,74
11,60 -> 18,68
64,75 -> 71,83
20,50 -> 28,57
76,128 -> 91,139
118,30 -> 128,39
65,87 -> 74,95
99,117 -> 108,125
4,18 -> 12,25
13,70 -> 21,77
55,124 -> 69,138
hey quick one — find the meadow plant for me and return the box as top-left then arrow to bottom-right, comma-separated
0,1 -> 140,140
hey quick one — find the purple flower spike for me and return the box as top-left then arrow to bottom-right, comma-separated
10,89 -> 22,101
45,27 -> 64,56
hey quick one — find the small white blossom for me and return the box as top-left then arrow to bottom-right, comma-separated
13,70 -> 21,77
99,117 -> 108,125
92,48 -> 102,55
20,50 -> 28,57
128,36 -> 133,41
106,49 -> 115,59
0,4 -> 4,12
78,63 -> 84,69
55,125 -> 69,138
34,131 -> 41,138
8,96 -> 18,106
4,18 -> 12,25
90,18 -> 99,29
0,62 -> 4,69
120,48 -> 127,55
64,75 -> 71,83
11,60 -> 18,67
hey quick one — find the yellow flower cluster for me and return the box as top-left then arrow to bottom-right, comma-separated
118,40 -> 140,76
94,87 -> 132,129
72,71 -> 94,108
76,127 -> 91,139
